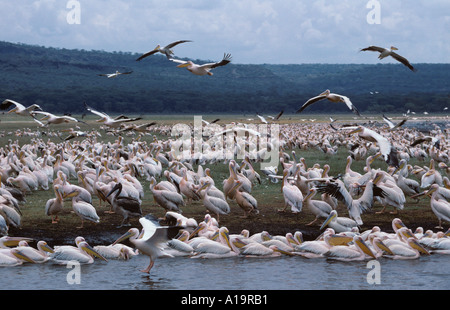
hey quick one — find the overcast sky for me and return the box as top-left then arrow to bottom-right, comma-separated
1,0 -> 449,64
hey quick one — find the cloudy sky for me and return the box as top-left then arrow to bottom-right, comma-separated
1,0 -> 449,64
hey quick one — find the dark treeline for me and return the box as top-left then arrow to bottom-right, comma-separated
0,41 -> 449,115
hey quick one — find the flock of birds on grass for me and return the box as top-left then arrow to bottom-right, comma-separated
0,41 -> 449,273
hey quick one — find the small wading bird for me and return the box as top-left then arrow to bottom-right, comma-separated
113,214 -> 183,273
360,46 -> 417,72
169,53 -> 232,76
98,70 -> 133,78
136,40 -> 192,60
296,90 -> 361,116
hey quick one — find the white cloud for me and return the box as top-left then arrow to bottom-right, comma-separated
0,0 -> 448,64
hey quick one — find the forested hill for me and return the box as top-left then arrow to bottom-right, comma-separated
0,41 -> 448,115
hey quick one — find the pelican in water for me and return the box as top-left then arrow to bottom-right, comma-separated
64,189 -> 100,228
15,240 -> 54,263
0,99 -> 43,117
325,235 -> 376,261
384,237 -> 430,259
347,125 -> 399,168
0,248 -> 36,266
296,90 -> 361,116
320,210 -> 359,233
426,184 -> 450,229
136,40 -> 192,60
50,241 -> 108,264
170,53 -> 232,76
360,46 -> 417,72
106,182 -> 143,227
113,214 -> 183,273
98,70 -> 133,78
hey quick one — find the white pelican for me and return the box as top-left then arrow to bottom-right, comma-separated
84,102 -> 141,128
385,237 -> 430,259
0,215 -> 7,236
162,211 -> 198,232
196,182 -> 231,222
426,184 -> 450,229
348,125 -> 399,168
192,227 -> 239,258
0,99 -> 43,117
360,46 -> 417,72
296,90 -> 361,116
31,111 -> 84,126
16,240 -> 54,263
231,180 -> 259,218
45,184 -> 64,224
382,114 -> 408,131
50,241 -> 108,264
64,189 -> 100,229
292,230 -> 335,258
280,169 -> 303,213
303,187 -> 333,226
98,70 -> 133,78
320,210 -> 359,233
0,248 -> 36,266
113,214 -> 182,273
325,235 -> 376,261
93,243 -> 138,260
136,40 -> 192,60
149,177 -> 185,212
106,182 -> 143,227
410,136 -> 441,150
170,53 -> 232,76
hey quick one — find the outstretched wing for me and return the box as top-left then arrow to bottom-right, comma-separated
360,46 -> 385,53
390,52 -> 416,72
296,95 -> 327,114
165,40 -> 192,49
202,53 -> 232,69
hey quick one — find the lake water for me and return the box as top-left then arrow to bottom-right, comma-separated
4,252 -> 449,291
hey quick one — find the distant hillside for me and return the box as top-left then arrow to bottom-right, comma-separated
0,41 -> 448,115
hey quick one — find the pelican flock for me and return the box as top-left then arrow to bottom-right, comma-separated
0,38 -> 448,281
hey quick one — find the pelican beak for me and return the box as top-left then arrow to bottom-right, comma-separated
2,237 -> 34,247
7,107 -> 17,114
348,127 -> 363,135
113,229 -> 134,245
81,243 -> 108,262
408,239 -> 430,255
232,238 -> 247,249
41,242 -> 55,254
393,219 -> 407,231
177,63 -> 190,68
320,212 -> 336,230
221,229 -> 232,249
355,237 -> 376,259
12,249 -> 36,264
328,234 -> 353,246
189,225 -> 205,239
375,239 -> 394,255
425,186 -> 438,197
305,188 -> 316,200
63,190 -> 78,199
272,246 -> 295,256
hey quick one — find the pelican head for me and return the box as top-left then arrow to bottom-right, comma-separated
406,238 -> 430,255
177,61 -> 193,68
320,210 -> 337,230
353,236 -> 376,259
113,228 -> 139,245
392,218 -> 407,232
79,241 -> 108,262
390,46 -> 399,51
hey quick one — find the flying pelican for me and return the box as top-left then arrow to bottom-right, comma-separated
106,183 -> 143,227
296,90 -> 361,116
0,99 -> 43,117
382,114 -> 408,131
136,40 -> 192,60
63,189 -> 100,228
84,102 -> 142,128
31,111 -> 85,126
98,70 -> 133,78
170,53 -> 232,76
50,241 -> 107,264
325,235 -> 376,261
410,135 -> 440,150
426,184 -> 450,229
113,214 -> 183,273
360,46 -> 417,72
347,125 -> 399,168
